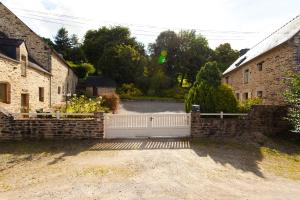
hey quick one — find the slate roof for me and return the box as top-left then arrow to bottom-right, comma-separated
224,15 -> 300,75
79,76 -> 117,88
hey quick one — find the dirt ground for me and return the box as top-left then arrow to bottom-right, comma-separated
1,138 -> 300,200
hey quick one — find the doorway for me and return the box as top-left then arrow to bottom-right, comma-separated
21,93 -> 29,113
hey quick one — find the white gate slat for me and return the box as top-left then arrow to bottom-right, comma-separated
105,113 -> 191,138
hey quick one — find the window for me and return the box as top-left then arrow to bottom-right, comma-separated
257,91 -> 263,98
257,62 -> 264,71
244,69 -> 249,84
298,46 -> 300,65
39,87 -> 44,102
58,86 -> 61,95
236,93 -> 240,100
243,92 -> 249,100
93,87 -> 98,96
225,76 -> 229,84
21,55 -> 27,77
0,83 -> 10,104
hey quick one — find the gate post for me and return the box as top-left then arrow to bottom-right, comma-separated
94,112 -> 104,139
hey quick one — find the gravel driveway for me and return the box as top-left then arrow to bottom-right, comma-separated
118,100 -> 185,114
1,139 -> 300,200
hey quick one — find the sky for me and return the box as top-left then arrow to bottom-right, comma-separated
1,0 -> 300,50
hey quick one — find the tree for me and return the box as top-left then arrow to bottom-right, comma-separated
185,61 -> 238,112
54,27 -> 72,58
213,43 -> 240,72
149,30 -> 212,86
98,44 -> 145,83
284,67 -> 300,133
42,37 -> 55,49
70,34 -> 80,48
82,26 -> 146,83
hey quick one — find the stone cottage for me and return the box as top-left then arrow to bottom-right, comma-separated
0,3 -> 78,113
77,76 -> 117,97
222,15 -> 300,105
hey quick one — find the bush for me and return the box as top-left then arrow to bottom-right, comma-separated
238,98 -> 263,113
163,86 -> 188,99
185,62 -> 238,113
284,67 -> 300,133
116,83 -> 142,99
185,83 -> 238,113
102,93 -> 120,113
66,95 -> 108,113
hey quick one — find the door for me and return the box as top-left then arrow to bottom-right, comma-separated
21,94 -> 29,113
105,113 -> 191,138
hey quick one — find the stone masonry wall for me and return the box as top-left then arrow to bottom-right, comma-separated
0,3 -> 51,70
50,53 -> 78,106
191,105 -> 290,138
0,112 -> 104,140
0,56 -> 51,113
222,32 -> 300,105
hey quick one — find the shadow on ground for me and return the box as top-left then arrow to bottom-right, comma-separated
1,136 -> 300,178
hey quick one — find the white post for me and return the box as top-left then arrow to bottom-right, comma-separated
56,111 -> 60,120
220,111 -> 223,119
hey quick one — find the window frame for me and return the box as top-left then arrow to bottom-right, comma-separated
236,93 -> 240,100
39,87 -> 44,102
0,82 -> 11,104
297,46 -> 300,66
21,55 -> 27,77
243,92 -> 249,100
244,69 -> 249,84
58,86 -> 61,95
257,61 -> 264,71
257,91 -> 263,98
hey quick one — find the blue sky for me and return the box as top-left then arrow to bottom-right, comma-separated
2,0 -> 300,50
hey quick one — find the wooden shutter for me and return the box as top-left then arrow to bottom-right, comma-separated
6,83 -> 11,104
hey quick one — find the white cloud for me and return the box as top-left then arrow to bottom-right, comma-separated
2,0 -> 300,50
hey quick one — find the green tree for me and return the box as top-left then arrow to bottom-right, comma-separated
42,37 -> 55,49
213,43 -> 240,72
185,61 -> 238,112
83,26 -> 146,83
284,67 -> 300,133
54,27 -> 72,58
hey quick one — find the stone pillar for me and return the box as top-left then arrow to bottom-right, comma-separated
94,112 -> 105,139
191,111 -> 201,138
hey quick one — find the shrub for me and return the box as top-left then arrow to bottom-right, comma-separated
185,83 -> 238,113
284,66 -> 300,133
185,61 -> 238,113
238,98 -> 263,113
163,86 -> 188,99
102,93 -> 120,113
66,95 -> 108,113
116,83 -> 142,99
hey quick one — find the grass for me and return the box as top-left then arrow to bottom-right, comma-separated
77,165 -> 135,178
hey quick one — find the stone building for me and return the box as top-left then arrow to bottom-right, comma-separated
222,15 -> 300,105
77,76 -> 117,97
0,3 -> 78,113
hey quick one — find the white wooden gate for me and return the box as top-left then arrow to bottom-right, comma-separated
104,113 -> 191,138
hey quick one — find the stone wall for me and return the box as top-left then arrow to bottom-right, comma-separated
191,105 -> 290,138
50,53 -> 78,106
0,112 -> 104,140
0,3 -> 51,70
222,32 -> 300,105
0,56 -> 51,113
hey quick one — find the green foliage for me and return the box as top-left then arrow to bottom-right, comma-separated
196,61 -> 221,88
149,30 -> 212,86
284,67 -> 300,133
68,61 -> 95,79
116,83 -> 143,99
54,27 -> 72,58
66,95 -> 108,113
213,43 -> 240,72
82,26 -> 146,83
185,62 -> 238,113
101,93 -> 120,114
238,98 -> 263,113
162,86 -> 188,99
